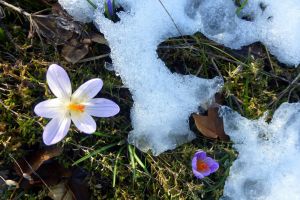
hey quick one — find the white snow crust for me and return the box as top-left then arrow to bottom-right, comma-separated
58,0 -> 300,156
58,0 -> 223,155
188,0 -> 300,66
58,0 -> 95,23
59,0 -> 300,66
220,103 -> 300,200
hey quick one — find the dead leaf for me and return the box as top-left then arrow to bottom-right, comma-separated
67,168 -> 90,200
193,104 -> 229,140
14,146 -> 63,180
89,32 -> 108,45
30,14 -> 79,45
61,38 -> 89,64
11,147 -> 90,199
49,181 -> 74,200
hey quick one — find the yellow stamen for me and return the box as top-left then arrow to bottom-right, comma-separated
68,103 -> 85,113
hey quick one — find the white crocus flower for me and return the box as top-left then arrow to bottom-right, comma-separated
34,64 -> 120,145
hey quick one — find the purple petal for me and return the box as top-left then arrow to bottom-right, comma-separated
192,169 -> 205,179
195,150 -> 207,160
204,157 -> 219,173
34,98 -> 66,118
192,150 -> 219,179
107,0 -> 114,16
85,98 -> 120,117
47,64 -> 72,99
192,154 -> 198,171
71,112 -> 96,134
72,78 -> 103,102
200,169 -> 211,177
43,117 -> 71,145
192,150 -> 211,179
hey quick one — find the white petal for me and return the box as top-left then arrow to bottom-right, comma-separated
47,64 -> 72,99
71,112 -> 96,134
85,98 -> 120,117
43,117 -> 71,145
72,79 -> 103,102
34,98 -> 67,118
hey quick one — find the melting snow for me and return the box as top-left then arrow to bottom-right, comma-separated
188,0 -> 300,66
220,103 -> 300,200
58,0 -> 300,157
58,0 -> 300,198
58,0 -> 223,155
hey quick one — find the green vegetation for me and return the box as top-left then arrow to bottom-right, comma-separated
0,1 -> 299,199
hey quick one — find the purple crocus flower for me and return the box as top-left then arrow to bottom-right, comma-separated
192,150 -> 219,179
106,0 -> 114,17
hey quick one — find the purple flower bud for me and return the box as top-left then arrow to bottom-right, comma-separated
106,0 -> 114,17
192,150 -> 219,179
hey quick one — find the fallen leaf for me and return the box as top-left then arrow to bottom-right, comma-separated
14,146 -> 63,180
61,38 -> 89,64
31,15 -> 76,44
89,32 -> 108,45
49,181 -> 74,200
67,168 -> 90,200
193,104 -> 229,140
11,147 -> 90,199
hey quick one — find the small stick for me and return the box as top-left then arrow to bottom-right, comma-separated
77,53 -> 110,63
0,0 -> 30,17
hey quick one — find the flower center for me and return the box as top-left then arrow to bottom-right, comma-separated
68,103 -> 85,113
196,160 -> 209,172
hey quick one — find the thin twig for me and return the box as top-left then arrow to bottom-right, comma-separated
157,0 -> 190,46
0,0 -> 30,17
77,53 -> 110,63
268,72 -> 300,106
211,58 -> 223,77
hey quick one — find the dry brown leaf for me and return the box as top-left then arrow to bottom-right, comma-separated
14,146 -> 63,178
61,38 -> 89,64
49,181 -> 74,200
11,146 -> 90,199
89,32 -> 108,45
27,3 -> 108,63
31,15 -> 75,44
193,104 -> 229,140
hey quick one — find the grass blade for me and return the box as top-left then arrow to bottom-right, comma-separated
133,151 -> 150,176
113,145 -> 126,187
73,142 -> 119,166
128,145 -> 136,182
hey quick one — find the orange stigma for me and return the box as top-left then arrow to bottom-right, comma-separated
196,160 -> 209,172
68,103 -> 85,113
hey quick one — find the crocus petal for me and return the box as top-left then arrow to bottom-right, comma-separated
85,98 -> 120,117
204,157 -> 219,173
47,64 -> 72,99
107,0 -> 114,16
192,154 -> 198,171
195,150 -> 207,160
192,169 -> 205,179
71,112 -> 96,134
72,79 -> 103,102
34,98 -> 67,118
192,154 -> 211,177
200,169 -> 211,177
43,117 -> 71,145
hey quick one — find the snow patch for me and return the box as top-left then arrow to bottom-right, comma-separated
188,0 -> 300,66
58,0 -> 95,23
58,0 -> 223,155
220,103 -> 300,200
58,0 -> 300,156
